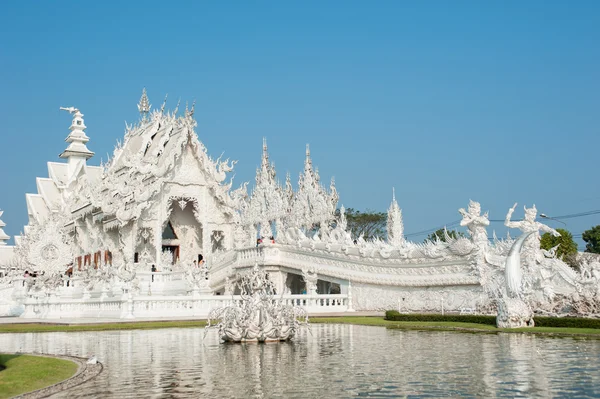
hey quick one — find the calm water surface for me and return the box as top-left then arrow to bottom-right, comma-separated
1,324 -> 599,398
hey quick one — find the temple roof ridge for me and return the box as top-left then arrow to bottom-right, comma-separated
0,210 -> 10,244
90,91 -> 238,225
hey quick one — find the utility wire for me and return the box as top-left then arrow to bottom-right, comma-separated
405,208 -> 600,238
545,209 -> 600,220
405,220 -> 461,238
489,209 -> 600,222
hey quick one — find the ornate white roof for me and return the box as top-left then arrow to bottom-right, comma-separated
91,94 -> 238,225
0,210 -> 10,244
246,138 -> 285,237
288,144 -> 338,230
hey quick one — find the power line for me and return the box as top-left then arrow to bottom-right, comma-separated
405,208 -> 600,239
405,220 -> 461,238
489,209 -> 600,222
547,210 -> 600,220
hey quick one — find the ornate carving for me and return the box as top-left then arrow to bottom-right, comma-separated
505,203 -> 560,266
301,267 -> 318,294
10,92 -> 600,321
206,262 -> 308,342
24,213 -> 73,275
459,200 -> 489,250
387,189 -> 405,247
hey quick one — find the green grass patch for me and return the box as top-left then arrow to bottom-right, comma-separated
311,316 -> 498,331
312,315 -> 600,337
384,310 -> 496,326
0,354 -> 78,398
1,316 -> 599,337
384,310 -> 600,332
0,320 -> 207,334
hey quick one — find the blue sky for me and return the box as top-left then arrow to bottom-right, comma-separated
0,1 -> 599,247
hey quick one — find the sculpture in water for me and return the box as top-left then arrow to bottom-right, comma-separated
206,263 -> 309,343
496,232 -> 535,328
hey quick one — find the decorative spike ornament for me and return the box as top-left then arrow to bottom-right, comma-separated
160,94 -> 168,114
137,88 -> 151,120
387,187 -> 405,247
189,99 -> 196,118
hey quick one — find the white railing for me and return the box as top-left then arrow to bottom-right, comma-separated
20,293 -> 349,319
279,294 -> 348,310
137,271 -> 185,283
21,296 -> 124,319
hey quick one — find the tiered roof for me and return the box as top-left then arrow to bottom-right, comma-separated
0,210 -> 9,245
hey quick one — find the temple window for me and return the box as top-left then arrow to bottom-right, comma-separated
211,231 -> 225,252
162,221 -> 178,240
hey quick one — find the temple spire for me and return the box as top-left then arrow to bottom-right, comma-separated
59,107 -> 94,180
261,138 -> 269,170
0,210 -> 9,245
387,187 -> 405,246
304,144 -> 312,172
137,88 -> 151,121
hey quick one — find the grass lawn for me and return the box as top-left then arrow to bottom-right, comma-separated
310,316 -> 600,337
0,320 -> 207,334
0,354 -> 79,399
0,317 -> 599,337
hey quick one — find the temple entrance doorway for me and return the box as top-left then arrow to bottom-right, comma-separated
284,273 -> 305,294
164,201 -> 203,265
161,245 -> 179,264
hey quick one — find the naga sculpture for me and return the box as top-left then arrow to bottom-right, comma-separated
496,232 -> 535,328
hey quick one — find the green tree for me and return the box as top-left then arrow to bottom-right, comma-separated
582,225 -> 600,254
335,208 -> 386,240
540,228 -> 579,267
424,228 -> 465,243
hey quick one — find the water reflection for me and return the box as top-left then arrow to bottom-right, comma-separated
0,325 -> 599,398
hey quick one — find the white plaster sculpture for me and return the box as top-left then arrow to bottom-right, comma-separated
205,263 -> 308,342
302,267 -> 318,295
459,200 -> 489,250
386,189 -> 405,247
505,203 -> 560,266
185,262 -> 210,295
496,232 -> 535,328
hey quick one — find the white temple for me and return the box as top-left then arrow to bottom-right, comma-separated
1,90 -> 599,321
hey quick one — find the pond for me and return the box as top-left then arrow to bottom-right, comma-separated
1,324 -> 599,398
